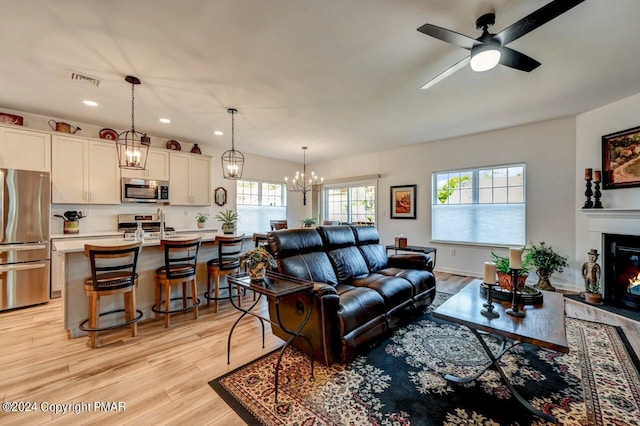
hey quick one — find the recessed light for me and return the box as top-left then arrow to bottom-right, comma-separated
214,130 -> 223,136
83,100 -> 98,107
159,118 -> 171,123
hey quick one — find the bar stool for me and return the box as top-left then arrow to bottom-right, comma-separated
79,242 -> 143,348
205,234 -> 245,313
152,237 -> 201,328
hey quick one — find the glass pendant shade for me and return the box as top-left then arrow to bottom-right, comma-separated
116,76 -> 150,170
221,108 -> 244,180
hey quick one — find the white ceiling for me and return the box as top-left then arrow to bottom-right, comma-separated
1,0 -> 640,163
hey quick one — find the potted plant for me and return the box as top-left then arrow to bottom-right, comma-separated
300,217 -> 317,228
523,241 -> 569,292
215,209 -> 239,234
195,213 -> 209,229
490,250 -> 530,292
245,246 -> 277,281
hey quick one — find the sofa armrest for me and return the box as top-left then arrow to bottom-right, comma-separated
388,253 -> 434,272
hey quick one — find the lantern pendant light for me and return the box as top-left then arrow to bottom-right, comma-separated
116,75 -> 150,170
221,108 -> 245,179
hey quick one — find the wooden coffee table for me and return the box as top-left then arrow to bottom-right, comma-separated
433,280 -> 569,423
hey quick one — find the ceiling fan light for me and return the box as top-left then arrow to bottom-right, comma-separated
470,45 -> 501,72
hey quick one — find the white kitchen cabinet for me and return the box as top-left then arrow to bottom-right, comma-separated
120,148 -> 170,181
169,152 -> 211,206
52,135 -> 120,204
0,125 -> 51,172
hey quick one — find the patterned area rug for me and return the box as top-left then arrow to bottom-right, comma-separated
210,293 -> 640,425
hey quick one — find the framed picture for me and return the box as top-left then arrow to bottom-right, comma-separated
390,185 -> 416,219
602,125 -> 640,189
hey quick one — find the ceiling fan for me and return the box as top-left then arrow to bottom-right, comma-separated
417,0 -> 585,90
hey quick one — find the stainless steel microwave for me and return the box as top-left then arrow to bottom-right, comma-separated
121,178 -> 170,203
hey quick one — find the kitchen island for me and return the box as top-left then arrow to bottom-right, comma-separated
52,232 -> 249,338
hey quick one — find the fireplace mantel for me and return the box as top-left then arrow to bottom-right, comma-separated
580,208 -> 640,219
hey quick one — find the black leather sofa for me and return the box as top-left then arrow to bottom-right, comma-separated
266,225 -> 436,365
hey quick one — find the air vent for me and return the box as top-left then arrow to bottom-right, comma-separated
69,72 -> 102,88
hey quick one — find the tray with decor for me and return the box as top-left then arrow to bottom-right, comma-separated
480,281 -> 544,305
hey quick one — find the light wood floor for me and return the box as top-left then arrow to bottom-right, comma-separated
0,273 -> 638,425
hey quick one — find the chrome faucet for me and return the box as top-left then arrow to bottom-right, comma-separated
157,207 -> 165,238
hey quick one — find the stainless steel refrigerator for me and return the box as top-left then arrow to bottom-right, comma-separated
0,169 -> 50,311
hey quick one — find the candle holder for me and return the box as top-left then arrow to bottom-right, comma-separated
593,180 -> 603,208
481,282 -> 499,319
582,178 -> 593,209
505,268 -> 526,317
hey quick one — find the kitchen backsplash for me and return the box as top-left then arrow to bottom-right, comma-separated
51,204 -> 222,235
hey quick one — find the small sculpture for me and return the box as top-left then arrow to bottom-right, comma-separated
581,249 -> 601,297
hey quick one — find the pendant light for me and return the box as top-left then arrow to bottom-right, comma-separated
221,108 -> 245,180
116,76 -> 150,170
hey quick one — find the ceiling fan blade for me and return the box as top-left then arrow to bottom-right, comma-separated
495,0 -> 585,45
421,56 -> 470,90
499,46 -> 541,72
417,23 -> 478,50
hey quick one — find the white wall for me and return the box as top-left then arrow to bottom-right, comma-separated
575,91 -> 640,286
312,117 -> 577,289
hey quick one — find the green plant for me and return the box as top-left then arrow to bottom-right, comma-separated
490,250 -> 530,276
195,213 -> 209,223
215,209 -> 239,225
300,217 -> 317,227
245,247 -> 277,269
524,241 -> 569,274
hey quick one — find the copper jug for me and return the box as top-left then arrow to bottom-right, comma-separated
48,120 -> 81,134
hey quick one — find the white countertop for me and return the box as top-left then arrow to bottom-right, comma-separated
52,231 -> 226,253
50,227 -> 219,240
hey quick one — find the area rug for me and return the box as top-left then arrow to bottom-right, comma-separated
210,293 -> 640,425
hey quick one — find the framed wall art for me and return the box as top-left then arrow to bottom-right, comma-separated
602,125 -> 640,189
390,184 -> 416,219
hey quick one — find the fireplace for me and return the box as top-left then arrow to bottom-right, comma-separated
603,233 -> 640,309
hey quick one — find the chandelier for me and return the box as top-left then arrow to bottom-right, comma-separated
116,76 -> 150,170
285,146 -> 323,205
221,108 -> 245,180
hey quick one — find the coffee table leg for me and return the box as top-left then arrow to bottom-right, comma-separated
444,329 -> 558,424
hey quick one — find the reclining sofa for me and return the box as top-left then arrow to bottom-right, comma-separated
266,225 -> 436,365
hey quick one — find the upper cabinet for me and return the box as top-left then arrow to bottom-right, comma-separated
0,126 -> 51,172
51,135 -> 120,204
120,148 -> 170,181
169,152 -> 211,206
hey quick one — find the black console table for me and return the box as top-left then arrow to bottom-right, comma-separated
385,244 -> 437,267
226,271 -> 315,403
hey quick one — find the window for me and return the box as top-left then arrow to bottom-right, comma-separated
432,164 -> 525,245
323,182 -> 376,224
236,180 -> 286,234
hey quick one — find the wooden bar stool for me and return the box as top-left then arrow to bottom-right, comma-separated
205,234 -> 244,313
152,237 -> 201,328
79,242 -> 143,348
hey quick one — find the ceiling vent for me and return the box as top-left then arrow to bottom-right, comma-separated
69,72 -> 102,88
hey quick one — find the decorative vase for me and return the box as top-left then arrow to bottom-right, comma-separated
221,223 -> 235,234
534,269 -> 556,292
191,144 -> 202,154
497,271 -> 528,292
584,292 -> 602,304
197,221 -> 205,229
248,262 -> 267,281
